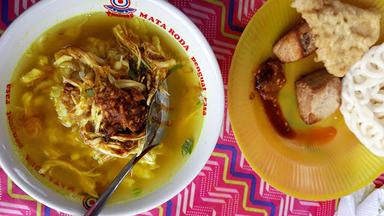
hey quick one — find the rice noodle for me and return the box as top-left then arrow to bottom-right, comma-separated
50,24 -> 174,162
115,79 -> 146,91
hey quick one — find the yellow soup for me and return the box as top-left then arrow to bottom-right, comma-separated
7,12 -> 204,204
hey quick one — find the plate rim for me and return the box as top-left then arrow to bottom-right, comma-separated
228,0 -> 384,201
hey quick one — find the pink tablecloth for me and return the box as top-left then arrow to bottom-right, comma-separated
0,0 -> 339,215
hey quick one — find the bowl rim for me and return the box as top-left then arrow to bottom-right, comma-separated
0,0 -> 224,215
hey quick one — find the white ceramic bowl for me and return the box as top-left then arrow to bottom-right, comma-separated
0,0 -> 224,215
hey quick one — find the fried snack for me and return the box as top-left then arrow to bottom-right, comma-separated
296,69 -> 341,125
292,0 -> 381,77
273,22 -> 316,63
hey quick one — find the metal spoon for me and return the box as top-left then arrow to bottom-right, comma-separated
84,84 -> 169,216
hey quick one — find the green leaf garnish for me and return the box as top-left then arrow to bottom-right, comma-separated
196,93 -> 204,106
128,69 -> 138,81
85,88 -> 94,98
181,138 -> 194,156
168,64 -> 183,76
132,188 -> 142,197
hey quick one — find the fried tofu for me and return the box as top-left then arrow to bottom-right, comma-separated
272,22 -> 316,63
295,70 -> 341,125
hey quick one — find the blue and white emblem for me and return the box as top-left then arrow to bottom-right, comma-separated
104,0 -> 136,15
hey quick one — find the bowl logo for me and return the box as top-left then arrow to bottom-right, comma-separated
104,0 -> 137,18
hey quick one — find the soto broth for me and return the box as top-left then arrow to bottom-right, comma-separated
7,12 -> 204,204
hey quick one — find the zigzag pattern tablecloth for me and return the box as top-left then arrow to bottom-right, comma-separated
0,0 -> 338,215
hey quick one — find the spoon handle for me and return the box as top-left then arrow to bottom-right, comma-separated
84,144 -> 159,216
84,155 -> 137,216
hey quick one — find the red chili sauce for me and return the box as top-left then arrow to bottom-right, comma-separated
254,60 -> 336,145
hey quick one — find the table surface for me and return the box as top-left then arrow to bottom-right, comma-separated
0,0 -> 340,215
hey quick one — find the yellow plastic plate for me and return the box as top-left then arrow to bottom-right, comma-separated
228,0 -> 384,200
